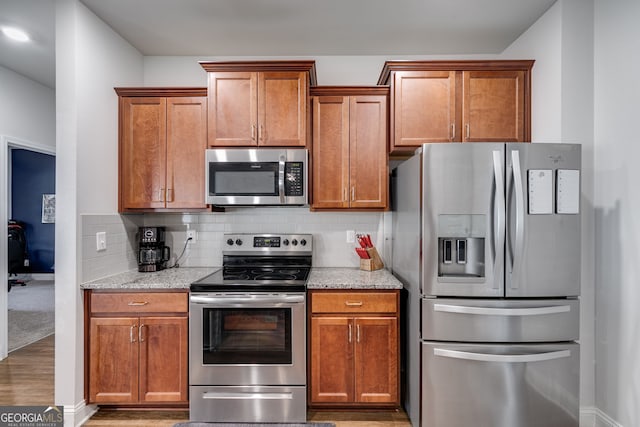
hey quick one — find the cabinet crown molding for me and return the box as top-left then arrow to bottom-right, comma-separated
376,59 -> 535,85
310,86 -> 389,97
114,87 -> 207,97
199,60 -> 317,86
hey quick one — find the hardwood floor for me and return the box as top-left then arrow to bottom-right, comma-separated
1,335 -> 411,426
83,409 -> 411,426
0,334 -> 54,405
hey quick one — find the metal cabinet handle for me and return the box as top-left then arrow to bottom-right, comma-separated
345,301 -> 363,307
348,324 -> 352,343
351,187 -> 355,201
251,125 -> 256,141
356,324 -> 361,343
166,188 -> 174,202
128,301 -> 148,306
343,188 -> 348,202
138,324 -> 145,342
451,123 -> 455,141
465,124 -> 470,140
130,325 -> 137,343
153,188 -> 164,202
259,124 -> 264,141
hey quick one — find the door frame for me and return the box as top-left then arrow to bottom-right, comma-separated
0,135 -> 56,360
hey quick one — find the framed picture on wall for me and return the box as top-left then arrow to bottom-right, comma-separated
42,194 -> 55,223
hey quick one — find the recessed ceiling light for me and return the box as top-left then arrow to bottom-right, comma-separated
2,26 -> 30,42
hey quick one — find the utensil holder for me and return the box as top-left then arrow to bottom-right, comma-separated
360,247 -> 384,271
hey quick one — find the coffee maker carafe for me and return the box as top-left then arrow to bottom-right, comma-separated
138,227 -> 170,272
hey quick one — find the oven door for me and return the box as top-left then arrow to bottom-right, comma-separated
189,292 -> 306,386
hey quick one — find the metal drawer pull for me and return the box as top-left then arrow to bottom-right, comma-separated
434,348 -> 571,363
345,301 -> 363,307
127,301 -> 149,306
433,304 -> 570,316
203,391 -> 292,400
139,324 -> 145,342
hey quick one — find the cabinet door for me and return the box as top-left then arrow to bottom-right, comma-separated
120,97 -> 167,209
166,97 -> 207,209
462,70 -> 525,142
310,317 -> 353,403
259,71 -> 307,147
349,95 -> 388,209
354,317 -> 398,404
208,72 -> 257,146
89,317 -> 139,403
392,71 -> 457,149
311,96 -> 350,209
139,317 -> 188,403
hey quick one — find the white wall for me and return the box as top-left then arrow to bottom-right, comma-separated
55,0 -> 143,424
0,65 -> 55,149
594,0 -> 640,426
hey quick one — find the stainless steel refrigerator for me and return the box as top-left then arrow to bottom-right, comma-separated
392,143 -> 581,427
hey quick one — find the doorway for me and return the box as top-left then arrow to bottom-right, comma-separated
1,136 -> 55,360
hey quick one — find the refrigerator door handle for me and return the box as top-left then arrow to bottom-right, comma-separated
433,303 -> 571,316
510,149 -> 525,288
434,348 -> 571,363
492,150 -> 505,290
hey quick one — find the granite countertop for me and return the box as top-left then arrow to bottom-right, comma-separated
82,266 -> 403,291
81,267 -> 218,290
307,267 -> 403,290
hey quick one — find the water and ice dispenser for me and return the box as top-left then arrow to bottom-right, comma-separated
437,215 -> 485,278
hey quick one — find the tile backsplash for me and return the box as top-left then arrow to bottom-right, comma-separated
81,208 -> 387,282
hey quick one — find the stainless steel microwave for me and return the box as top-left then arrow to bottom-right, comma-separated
205,148 -> 308,206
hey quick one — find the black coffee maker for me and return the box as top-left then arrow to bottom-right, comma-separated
138,227 -> 170,272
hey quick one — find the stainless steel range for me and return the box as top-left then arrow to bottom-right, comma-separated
189,233 -> 312,423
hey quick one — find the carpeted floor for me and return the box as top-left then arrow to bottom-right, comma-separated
8,280 -> 55,352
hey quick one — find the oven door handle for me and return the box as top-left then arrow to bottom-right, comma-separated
190,294 -> 305,306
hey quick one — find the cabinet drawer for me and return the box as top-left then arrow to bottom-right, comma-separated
90,292 -> 188,314
311,292 -> 397,314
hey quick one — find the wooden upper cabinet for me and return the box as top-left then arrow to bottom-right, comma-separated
201,61 -> 317,148
116,88 -> 207,212
378,60 -> 533,155
166,97 -> 207,209
393,71 -> 457,146
120,97 -> 167,210
311,87 -> 389,210
463,70 -> 525,142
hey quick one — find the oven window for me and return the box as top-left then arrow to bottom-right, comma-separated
202,307 -> 292,364
210,162 -> 278,196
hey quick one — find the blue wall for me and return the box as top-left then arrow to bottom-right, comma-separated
11,149 -> 56,273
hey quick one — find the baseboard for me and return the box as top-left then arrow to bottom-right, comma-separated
581,406 -> 623,427
63,400 -> 97,427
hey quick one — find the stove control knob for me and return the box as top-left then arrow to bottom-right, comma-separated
291,239 -> 298,246
235,239 -> 243,246
226,239 -> 234,246
300,239 -> 307,246
282,239 -> 290,246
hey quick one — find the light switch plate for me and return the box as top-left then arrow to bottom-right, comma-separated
96,231 -> 107,251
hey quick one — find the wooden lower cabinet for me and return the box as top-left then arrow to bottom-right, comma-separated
309,290 -> 399,408
86,291 -> 188,406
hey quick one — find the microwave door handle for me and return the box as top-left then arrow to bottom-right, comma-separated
279,154 -> 286,204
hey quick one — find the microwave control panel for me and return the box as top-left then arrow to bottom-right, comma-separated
285,162 -> 304,196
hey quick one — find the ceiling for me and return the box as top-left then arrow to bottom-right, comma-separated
0,0 -> 557,89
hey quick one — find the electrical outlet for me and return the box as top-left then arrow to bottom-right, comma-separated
346,230 -> 355,243
96,232 -> 107,251
187,230 -> 197,241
